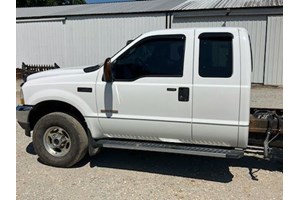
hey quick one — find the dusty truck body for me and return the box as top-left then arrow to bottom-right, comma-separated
16,28 -> 282,167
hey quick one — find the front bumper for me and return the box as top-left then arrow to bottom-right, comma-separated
16,105 -> 33,136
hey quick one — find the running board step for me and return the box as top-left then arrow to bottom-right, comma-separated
96,139 -> 244,159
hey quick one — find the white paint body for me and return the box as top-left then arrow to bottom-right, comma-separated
22,27 -> 251,148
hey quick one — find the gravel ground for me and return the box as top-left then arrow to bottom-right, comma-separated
16,80 -> 283,199
250,85 -> 283,109
16,123 -> 282,200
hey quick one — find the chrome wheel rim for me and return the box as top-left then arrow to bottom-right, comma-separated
43,126 -> 71,157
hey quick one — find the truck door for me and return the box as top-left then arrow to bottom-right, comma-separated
96,30 -> 194,142
192,29 -> 241,147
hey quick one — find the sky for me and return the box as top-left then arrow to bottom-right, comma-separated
86,0 -> 134,3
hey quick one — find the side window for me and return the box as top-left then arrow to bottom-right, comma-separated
199,33 -> 233,78
112,35 -> 185,81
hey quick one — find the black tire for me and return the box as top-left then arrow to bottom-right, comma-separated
33,112 -> 88,167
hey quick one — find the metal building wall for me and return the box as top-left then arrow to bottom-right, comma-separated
16,13 -> 166,68
264,16 -> 283,85
16,9 -> 282,85
64,13 -> 166,67
172,15 -> 267,83
16,20 -> 65,68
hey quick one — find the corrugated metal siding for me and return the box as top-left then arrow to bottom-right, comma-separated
64,14 -> 166,67
264,16 -> 283,85
172,15 -> 267,83
17,0 -> 186,19
16,13 -> 166,68
16,20 -> 65,68
173,0 -> 283,10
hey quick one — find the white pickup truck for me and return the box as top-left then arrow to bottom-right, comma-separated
17,27 -> 282,167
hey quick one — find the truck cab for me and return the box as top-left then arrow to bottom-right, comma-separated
17,27 -> 252,167
97,28 -> 251,147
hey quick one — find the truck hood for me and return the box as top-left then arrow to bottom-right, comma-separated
26,65 -> 100,81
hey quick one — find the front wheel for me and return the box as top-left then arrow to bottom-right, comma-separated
33,112 -> 88,167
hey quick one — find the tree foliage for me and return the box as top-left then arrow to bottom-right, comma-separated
17,0 -> 86,7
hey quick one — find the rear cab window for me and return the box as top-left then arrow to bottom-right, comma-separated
199,33 -> 233,78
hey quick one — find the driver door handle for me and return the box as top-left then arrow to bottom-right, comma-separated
167,88 -> 177,92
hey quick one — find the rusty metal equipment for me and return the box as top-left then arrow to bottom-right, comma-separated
21,62 -> 60,81
249,108 -> 283,159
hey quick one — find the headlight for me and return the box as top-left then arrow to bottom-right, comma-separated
20,87 -> 24,105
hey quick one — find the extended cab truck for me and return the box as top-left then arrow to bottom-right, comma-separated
16,28 -> 280,167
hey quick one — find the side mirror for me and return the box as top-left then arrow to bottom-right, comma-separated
103,57 -> 113,82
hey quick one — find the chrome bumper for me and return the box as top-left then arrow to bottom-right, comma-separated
16,105 -> 33,136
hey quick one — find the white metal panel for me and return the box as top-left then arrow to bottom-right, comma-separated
238,28 -> 252,148
22,67 -> 99,118
64,13 -> 166,67
95,29 -> 195,140
16,20 -> 65,68
172,15 -> 267,83
192,28 -> 241,147
264,16 -> 283,85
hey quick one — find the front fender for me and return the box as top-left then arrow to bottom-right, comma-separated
26,88 -> 97,117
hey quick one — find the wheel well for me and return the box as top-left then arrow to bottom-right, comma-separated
29,100 -> 87,131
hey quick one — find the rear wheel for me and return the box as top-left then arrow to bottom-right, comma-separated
33,112 -> 88,167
